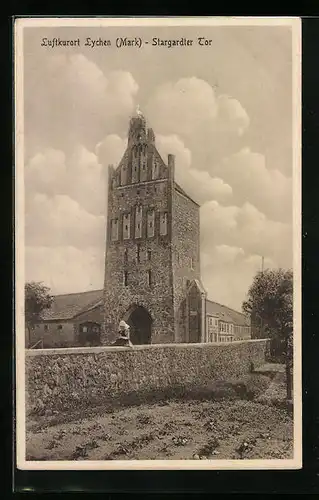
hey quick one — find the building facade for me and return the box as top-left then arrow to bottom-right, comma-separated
28,291 -> 250,348
103,109 -> 206,345
27,290 -> 103,348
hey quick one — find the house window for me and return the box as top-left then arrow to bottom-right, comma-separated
147,250 -> 152,261
135,205 -> 143,238
44,324 -> 48,331
123,213 -> 131,240
147,210 -> 155,238
57,325 -> 63,330
82,326 -> 88,333
148,270 -> 152,286
111,219 -> 119,241
124,271 -> 128,286
160,212 -> 168,236
136,244 -> 141,263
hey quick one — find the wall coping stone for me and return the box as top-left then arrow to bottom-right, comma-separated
26,339 -> 269,356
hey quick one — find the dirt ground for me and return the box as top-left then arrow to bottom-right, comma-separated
26,370 -> 293,461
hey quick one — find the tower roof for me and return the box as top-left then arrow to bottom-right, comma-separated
131,104 -> 145,120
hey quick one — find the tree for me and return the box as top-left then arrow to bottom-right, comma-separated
25,282 -> 53,347
243,268 -> 293,401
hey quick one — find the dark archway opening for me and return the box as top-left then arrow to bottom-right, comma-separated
126,306 -> 152,345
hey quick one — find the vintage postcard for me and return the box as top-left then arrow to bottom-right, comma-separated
15,17 -> 302,471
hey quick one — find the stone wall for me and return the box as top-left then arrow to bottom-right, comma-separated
25,340 -> 268,416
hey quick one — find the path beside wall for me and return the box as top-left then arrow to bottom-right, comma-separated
26,340 -> 268,416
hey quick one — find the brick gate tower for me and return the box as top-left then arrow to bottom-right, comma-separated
102,107 -> 207,345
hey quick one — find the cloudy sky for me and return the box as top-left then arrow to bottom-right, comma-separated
23,24 -> 293,311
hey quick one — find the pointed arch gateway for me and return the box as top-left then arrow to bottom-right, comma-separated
123,304 -> 153,345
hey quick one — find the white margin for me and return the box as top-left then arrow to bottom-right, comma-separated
14,16 -> 302,471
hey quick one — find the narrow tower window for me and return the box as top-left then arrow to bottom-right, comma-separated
123,271 -> 128,286
147,250 -> 151,261
147,210 -> 155,238
191,257 -> 194,270
111,219 -> 119,241
132,148 -> 139,183
140,158 -> 148,182
135,205 -> 142,238
151,160 -> 159,180
124,248 -> 128,264
148,270 -> 152,286
160,212 -> 168,236
123,213 -> 131,240
136,244 -> 141,263
120,164 -> 127,185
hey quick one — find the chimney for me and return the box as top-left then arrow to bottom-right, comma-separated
168,154 -> 175,181
108,164 -> 115,190
168,154 -> 175,168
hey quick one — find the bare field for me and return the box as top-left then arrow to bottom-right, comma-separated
26,369 -> 293,461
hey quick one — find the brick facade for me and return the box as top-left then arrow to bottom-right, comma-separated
103,110 -> 205,345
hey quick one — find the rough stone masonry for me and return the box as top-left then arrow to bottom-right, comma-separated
103,109 -> 206,346
25,340 -> 269,416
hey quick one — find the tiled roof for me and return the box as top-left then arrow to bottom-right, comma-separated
39,289 -> 250,330
40,289 -> 103,321
206,299 -> 250,327
174,182 -> 200,206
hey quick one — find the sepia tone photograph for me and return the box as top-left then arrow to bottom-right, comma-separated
15,17 -> 301,470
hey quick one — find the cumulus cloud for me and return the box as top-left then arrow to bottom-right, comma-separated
96,134 -> 127,167
200,200 -> 292,267
201,245 -> 276,310
25,193 -> 105,249
25,246 -> 104,295
25,53 -> 139,154
146,77 -> 249,142
25,145 -> 108,216
217,148 -> 292,222
146,77 -> 218,136
216,94 -> 250,136
156,134 -> 232,204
